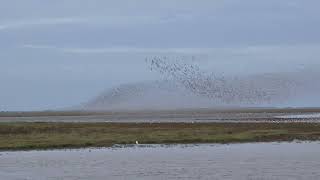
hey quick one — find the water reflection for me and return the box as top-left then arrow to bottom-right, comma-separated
1,142 -> 320,180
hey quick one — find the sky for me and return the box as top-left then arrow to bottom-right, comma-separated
1,0 -> 320,111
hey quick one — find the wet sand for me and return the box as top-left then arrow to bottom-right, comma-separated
1,108 -> 320,123
1,142 -> 320,180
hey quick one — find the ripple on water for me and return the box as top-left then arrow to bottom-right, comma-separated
1,142 -> 320,180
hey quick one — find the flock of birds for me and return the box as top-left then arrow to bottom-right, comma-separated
84,80 -> 195,110
145,56 -> 297,105
84,56 -> 316,110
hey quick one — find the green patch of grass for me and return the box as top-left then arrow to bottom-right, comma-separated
0,122 -> 320,150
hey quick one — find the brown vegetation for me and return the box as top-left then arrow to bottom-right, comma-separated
0,122 -> 319,150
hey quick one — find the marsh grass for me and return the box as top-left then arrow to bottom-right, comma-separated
0,122 -> 320,150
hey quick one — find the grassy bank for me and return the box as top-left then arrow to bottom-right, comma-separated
1,122 -> 320,150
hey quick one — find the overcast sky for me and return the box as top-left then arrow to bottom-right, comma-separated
1,0 -> 320,110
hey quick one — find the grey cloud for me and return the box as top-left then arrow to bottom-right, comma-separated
0,16 -> 178,31
1,0 -> 320,110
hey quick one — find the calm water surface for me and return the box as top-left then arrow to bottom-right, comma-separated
1,142 -> 320,180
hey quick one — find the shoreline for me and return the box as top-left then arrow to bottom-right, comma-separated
1,140 -> 318,152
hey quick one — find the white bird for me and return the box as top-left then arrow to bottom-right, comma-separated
135,141 -> 139,145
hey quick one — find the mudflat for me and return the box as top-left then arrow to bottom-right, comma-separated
1,108 -> 320,123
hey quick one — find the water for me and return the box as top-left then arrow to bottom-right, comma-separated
1,142 -> 320,180
276,113 -> 320,119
